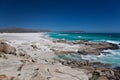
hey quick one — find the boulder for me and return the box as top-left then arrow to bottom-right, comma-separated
31,44 -> 38,49
80,60 -> 89,66
97,75 -> 108,80
17,49 -> 26,56
90,71 -> 100,80
77,48 -> 100,55
81,66 -> 95,73
0,41 -> 16,55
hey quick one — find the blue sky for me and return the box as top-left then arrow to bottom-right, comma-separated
0,0 -> 120,33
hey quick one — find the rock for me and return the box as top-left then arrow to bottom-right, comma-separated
81,66 -> 95,73
108,43 -> 119,49
19,52 -> 25,56
77,42 -> 118,55
77,48 -> 100,55
97,75 -> 108,80
30,71 -> 44,80
90,71 -> 100,80
0,74 -> 6,79
55,39 -> 67,43
89,42 -> 119,50
73,39 -> 89,44
114,66 -> 120,70
0,52 -> 8,59
101,52 -> 111,55
80,60 -> 89,66
37,64 -> 89,80
0,74 -> 19,80
55,51 -> 76,54
31,44 -> 38,49
17,49 -> 31,58
0,41 -> 16,55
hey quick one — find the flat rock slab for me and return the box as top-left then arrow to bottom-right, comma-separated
0,54 -> 22,77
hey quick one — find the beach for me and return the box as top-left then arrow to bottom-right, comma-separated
0,33 -> 119,80
0,33 -> 89,80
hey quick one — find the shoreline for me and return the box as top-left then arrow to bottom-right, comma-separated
0,33 -> 89,80
0,33 -> 119,80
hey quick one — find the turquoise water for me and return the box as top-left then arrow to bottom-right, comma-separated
48,32 -> 120,66
49,32 -> 120,42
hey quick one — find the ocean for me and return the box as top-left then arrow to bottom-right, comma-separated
48,32 -> 120,67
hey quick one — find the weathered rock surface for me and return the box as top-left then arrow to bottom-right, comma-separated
31,64 -> 89,80
52,39 -> 119,55
0,74 -> 19,80
0,41 -> 16,55
77,42 -> 119,55
97,76 -> 108,80
57,57 -> 120,80
55,50 -> 76,54
73,39 -> 89,44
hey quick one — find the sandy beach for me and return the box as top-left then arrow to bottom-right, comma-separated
0,33 -> 89,80
0,33 -> 120,80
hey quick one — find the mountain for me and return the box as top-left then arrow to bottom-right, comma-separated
0,27 -> 51,33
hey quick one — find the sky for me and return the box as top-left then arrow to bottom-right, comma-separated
0,0 -> 120,33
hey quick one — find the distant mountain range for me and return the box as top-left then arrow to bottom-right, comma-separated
0,27 -> 51,33
59,30 -> 85,33
0,27 -> 85,33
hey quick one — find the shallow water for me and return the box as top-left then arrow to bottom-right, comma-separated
48,32 -> 120,66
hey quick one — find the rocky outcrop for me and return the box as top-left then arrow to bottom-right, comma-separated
52,39 -> 119,55
73,39 -> 89,44
0,41 -> 16,55
78,46 -> 100,55
0,74 -> 19,80
30,64 -> 89,80
87,42 -> 119,50
55,51 -> 76,54
97,76 -> 108,80
77,42 -> 119,55
57,56 -> 120,80
53,39 -> 67,43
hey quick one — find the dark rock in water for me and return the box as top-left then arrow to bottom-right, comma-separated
90,62 -> 101,66
101,52 -> 111,55
89,42 -> 119,50
54,39 -> 67,43
77,42 -> 119,55
73,39 -> 89,44
77,48 -> 100,55
114,66 -> 120,70
80,60 -> 89,66
57,54 -> 120,80
108,43 -> 119,49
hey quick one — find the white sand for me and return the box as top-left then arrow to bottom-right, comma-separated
0,33 -> 80,58
0,33 -> 88,80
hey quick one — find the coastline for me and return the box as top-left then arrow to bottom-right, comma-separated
0,33 -> 119,80
0,33 -> 88,80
